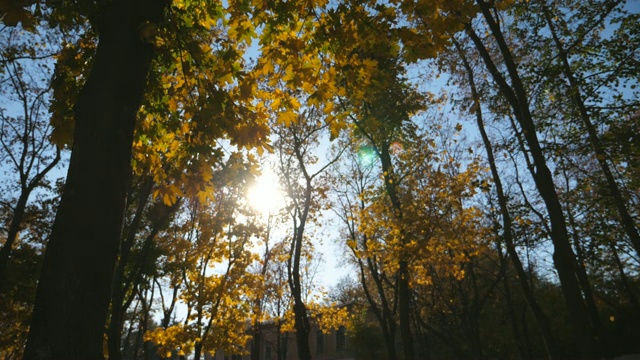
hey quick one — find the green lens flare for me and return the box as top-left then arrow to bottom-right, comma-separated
357,146 -> 376,166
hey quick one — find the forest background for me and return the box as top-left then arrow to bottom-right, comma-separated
0,0 -> 639,359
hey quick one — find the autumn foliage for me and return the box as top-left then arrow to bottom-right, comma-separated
0,0 -> 639,359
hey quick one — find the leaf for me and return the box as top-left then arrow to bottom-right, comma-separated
277,111 -> 298,126
168,98 -> 178,112
323,101 -> 334,114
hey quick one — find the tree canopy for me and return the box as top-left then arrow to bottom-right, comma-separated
0,0 -> 639,359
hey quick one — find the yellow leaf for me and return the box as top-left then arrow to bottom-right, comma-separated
282,65 -> 295,82
278,111 -> 297,126
272,97 -> 281,110
168,98 -> 178,112
290,97 -> 301,110
169,184 -> 184,197
323,102 -> 334,114
220,72 -> 234,85
362,58 -> 377,69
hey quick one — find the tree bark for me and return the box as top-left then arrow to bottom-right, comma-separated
24,1 -> 167,359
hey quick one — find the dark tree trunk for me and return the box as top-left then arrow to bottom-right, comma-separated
108,193 -> 179,360
350,193 -> 398,360
452,37 -> 558,360
562,181 -> 610,356
497,243 -> 530,360
108,177 -> 153,360
466,2 -> 601,356
350,234 -> 398,360
0,193 -> 30,285
288,191 -> 312,360
251,327 -> 261,360
377,146 -> 413,360
290,215 -> 312,360
540,1 -> 640,260
398,260 -> 413,360
292,299 -> 312,360
23,1 -> 167,359
609,242 -> 640,310
363,256 -> 398,360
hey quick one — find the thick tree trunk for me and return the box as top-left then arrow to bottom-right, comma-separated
23,1 -> 167,359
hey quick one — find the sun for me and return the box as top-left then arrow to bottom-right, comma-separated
247,167 -> 285,217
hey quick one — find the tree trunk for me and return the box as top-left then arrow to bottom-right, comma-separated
108,177 -> 153,360
361,255 -> 398,360
467,2 -> 600,356
251,326 -> 261,360
453,37 -> 558,360
193,342 -> 202,360
497,242 -> 530,360
292,300 -> 312,360
398,260 -> 414,360
609,241 -> 640,310
291,219 -> 311,360
540,1 -> 640,259
562,180 -> 610,356
0,192 -> 29,287
23,1 -> 167,359
378,146 -> 413,360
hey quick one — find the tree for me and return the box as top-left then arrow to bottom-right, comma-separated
451,1 -> 606,356
450,37 -> 559,359
0,19 -> 62,290
142,152 -> 260,360
0,193 -> 58,360
0,0 -> 637,358
273,105 -> 343,360
22,2 -> 172,357
16,0 -> 269,357
106,174 -> 180,360
331,141 -> 401,360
